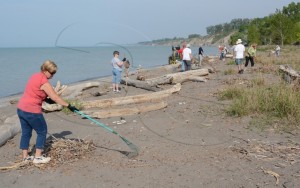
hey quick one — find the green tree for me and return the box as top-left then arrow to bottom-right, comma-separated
247,24 -> 260,45
294,22 -> 300,42
282,2 -> 300,22
269,9 -> 294,45
230,32 -> 245,45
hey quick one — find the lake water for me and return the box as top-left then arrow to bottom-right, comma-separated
0,45 -> 218,98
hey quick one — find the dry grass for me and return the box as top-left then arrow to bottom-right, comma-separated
219,45 -> 300,131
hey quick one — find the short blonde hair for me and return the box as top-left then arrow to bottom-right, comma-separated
41,60 -> 57,74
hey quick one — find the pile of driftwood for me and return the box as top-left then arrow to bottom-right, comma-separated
45,137 -> 96,168
0,137 -> 96,170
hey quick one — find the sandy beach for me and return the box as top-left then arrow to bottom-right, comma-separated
1,52 -> 300,188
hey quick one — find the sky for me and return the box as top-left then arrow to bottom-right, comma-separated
0,0 -> 297,47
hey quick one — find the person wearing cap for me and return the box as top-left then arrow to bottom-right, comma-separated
234,39 -> 245,74
111,51 -> 126,92
245,43 -> 257,68
182,44 -> 193,71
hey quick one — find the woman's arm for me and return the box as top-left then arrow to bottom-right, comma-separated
40,82 -> 69,107
117,60 -> 124,67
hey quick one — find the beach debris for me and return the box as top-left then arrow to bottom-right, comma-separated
261,167 -> 280,185
279,64 -> 300,85
91,90 -> 108,97
81,83 -> 182,118
82,83 -> 181,109
0,137 -> 96,171
9,99 -> 18,104
42,81 -> 67,112
113,120 -> 127,125
62,81 -> 100,99
83,101 -> 167,119
122,68 -> 209,91
137,75 -> 146,81
0,115 -> 20,147
0,160 -> 30,171
44,137 -> 96,167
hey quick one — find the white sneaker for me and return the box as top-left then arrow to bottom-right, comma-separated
33,156 -> 51,164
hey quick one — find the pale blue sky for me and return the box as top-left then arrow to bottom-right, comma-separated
0,0 -> 297,47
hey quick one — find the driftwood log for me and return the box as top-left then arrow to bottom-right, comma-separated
279,65 -> 300,84
83,101 -> 167,119
42,81 -> 100,112
82,83 -> 181,109
121,68 -> 209,90
61,81 -> 100,99
0,115 -> 20,147
42,81 -> 67,112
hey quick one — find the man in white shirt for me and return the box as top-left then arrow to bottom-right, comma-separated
182,44 -> 193,71
234,39 -> 245,74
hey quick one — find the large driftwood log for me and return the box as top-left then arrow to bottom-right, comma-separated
0,115 -> 20,146
121,78 -> 158,91
188,76 -> 207,82
169,68 -> 209,83
82,83 -> 181,109
122,68 -> 209,90
62,81 -> 100,99
279,65 -> 300,84
83,101 -> 167,118
135,62 -> 181,75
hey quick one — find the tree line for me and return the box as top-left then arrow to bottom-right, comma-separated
206,2 -> 300,46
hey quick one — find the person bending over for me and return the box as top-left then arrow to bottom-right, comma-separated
17,60 -> 78,164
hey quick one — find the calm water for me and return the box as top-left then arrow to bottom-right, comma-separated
0,45 -> 218,98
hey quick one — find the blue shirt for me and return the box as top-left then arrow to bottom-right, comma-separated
111,57 -> 122,71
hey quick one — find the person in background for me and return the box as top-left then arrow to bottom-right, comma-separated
275,45 -> 281,57
245,43 -> 257,68
219,45 -> 224,60
111,50 -> 126,92
182,44 -> 193,71
222,46 -> 227,61
198,46 -> 204,66
177,43 -> 186,71
17,60 -> 78,164
234,39 -> 245,74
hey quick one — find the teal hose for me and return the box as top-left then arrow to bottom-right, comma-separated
74,110 -> 139,158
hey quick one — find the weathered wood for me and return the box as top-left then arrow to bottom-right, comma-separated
0,115 -> 20,147
188,76 -> 207,82
42,81 -> 66,112
122,68 -> 209,90
82,83 -> 181,109
121,78 -> 158,91
146,68 -> 209,85
83,101 -> 167,118
42,103 -> 63,112
279,65 -> 300,84
62,81 -> 100,99
168,68 -> 209,83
